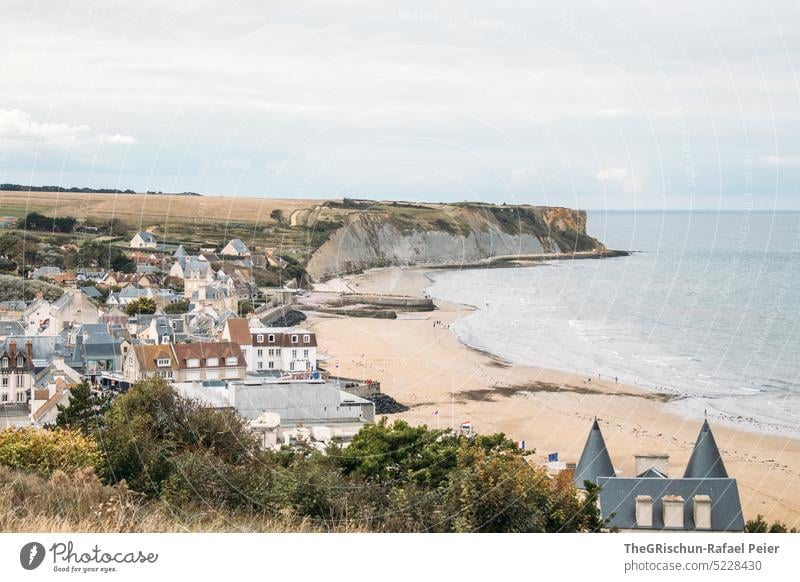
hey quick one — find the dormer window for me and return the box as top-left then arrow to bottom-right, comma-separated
16,356 -> 24,367
187,358 -> 200,368
1,357 -> 8,368
206,357 -> 219,367
291,335 -> 298,344
303,334 -> 310,343
268,334 -> 275,342
256,334 -> 264,343
225,356 -> 238,366
157,358 -> 171,367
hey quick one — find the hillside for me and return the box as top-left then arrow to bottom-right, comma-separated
1,191 -> 609,280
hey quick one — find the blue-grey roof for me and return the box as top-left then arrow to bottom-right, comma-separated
135,231 -> 157,243
574,419 -> 616,487
684,419 -> 728,479
597,476 -> 744,531
225,239 -> 249,254
0,321 -> 25,336
0,336 -> 70,366
81,286 -> 103,299
174,244 -> 187,258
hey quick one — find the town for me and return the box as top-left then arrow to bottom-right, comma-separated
1,218 -> 376,449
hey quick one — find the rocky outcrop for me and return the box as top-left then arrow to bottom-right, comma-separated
305,204 -> 606,281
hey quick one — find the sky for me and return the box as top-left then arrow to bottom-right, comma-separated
1,0 -> 799,209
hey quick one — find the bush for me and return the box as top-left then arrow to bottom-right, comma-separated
0,427 -> 103,477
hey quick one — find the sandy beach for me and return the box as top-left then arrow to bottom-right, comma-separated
308,267 -> 800,527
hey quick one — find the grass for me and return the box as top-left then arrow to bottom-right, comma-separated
0,465 -> 363,533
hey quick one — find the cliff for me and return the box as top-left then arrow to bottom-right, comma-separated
302,202 -> 606,281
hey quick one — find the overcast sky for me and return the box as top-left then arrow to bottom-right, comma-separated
1,0 -> 799,208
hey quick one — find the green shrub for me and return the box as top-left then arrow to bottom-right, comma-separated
0,427 -> 103,477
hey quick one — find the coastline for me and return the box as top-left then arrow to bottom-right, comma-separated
307,266 -> 800,526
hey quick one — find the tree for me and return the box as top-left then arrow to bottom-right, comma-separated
270,209 -> 285,223
163,300 -> 190,314
125,297 -> 157,316
745,515 -> 798,533
55,380 -> 112,435
22,212 -> 76,233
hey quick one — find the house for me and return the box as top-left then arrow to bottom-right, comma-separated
30,357 -> 83,425
130,231 -> 157,249
0,339 -> 34,404
0,216 -> 18,229
68,323 -> 130,374
48,272 -> 78,286
173,245 -> 187,260
124,343 -> 177,382
100,307 -> 129,326
80,286 -> 103,300
104,272 -> 141,288
247,327 -> 317,375
221,317 -> 252,368
221,239 -> 251,257
31,266 -> 62,280
24,290 -> 101,335
573,418 -> 744,532
172,342 -> 245,382
139,315 -> 187,344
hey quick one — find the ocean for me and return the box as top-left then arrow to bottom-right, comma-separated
425,210 -> 800,435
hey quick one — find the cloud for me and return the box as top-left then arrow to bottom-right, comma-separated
0,109 -> 89,146
0,109 -> 136,147
597,167 -> 639,193
99,133 -> 138,145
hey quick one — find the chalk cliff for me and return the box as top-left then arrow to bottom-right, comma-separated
301,202 -> 606,281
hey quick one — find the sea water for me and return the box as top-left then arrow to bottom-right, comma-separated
425,210 -> 800,435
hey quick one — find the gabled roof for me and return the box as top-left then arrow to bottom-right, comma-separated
172,341 -> 245,369
637,467 -> 669,479
597,476 -> 744,531
573,418 -> 615,487
684,419 -> 728,479
132,343 -> 177,371
134,231 -> 157,243
173,244 -> 187,258
224,318 -> 252,346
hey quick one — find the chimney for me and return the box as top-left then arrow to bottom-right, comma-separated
8,340 -> 16,358
663,495 -> 685,529
26,340 -> 33,365
635,453 -> 669,476
693,495 -> 712,530
635,495 -> 653,528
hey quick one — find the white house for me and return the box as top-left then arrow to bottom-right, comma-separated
130,231 -> 157,249
221,239 -> 251,257
24,290 -> 101,336
248,326 -> 318,375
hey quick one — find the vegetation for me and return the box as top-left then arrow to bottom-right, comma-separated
745,515 -> 798,533
124,297 -> 157,316
56,381 -> 112,436
0,274 -> 64,302
163,299 -> 190,314
23,211 -> 78,234
0,379 -> 609,532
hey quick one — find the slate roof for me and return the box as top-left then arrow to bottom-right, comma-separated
174,245 -> 187,258
684,419 -> 728,479
134,231 -> 157,243
597,476 -> 744,531
573,418 -> 615,487
81,286 -> 103,299
223,239 -> 250,255
0,321 -> 25,336
0,336 -> 70,367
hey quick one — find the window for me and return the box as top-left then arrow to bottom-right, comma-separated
225,357 -> 238,366
206,357 -> 219,367
1,394 -> 6,402
268,348 -> 274,357
1,377 -> 7,387
303,349 -> 309,358
291,335 -> 298,344
292,349 -> 297,358
257,361 -> 263,370
257,349 -> 263,357
17,392 -> 26,402
157,358 -> 171,367
268,334 -> 275,342
256,334 -> 264,343
187,358 -> 200,368
268,361 -> 274,369
16,356 -> 24,367
303,334 -> 310,343
289,362 -> 295,371
1,357 -> 7,368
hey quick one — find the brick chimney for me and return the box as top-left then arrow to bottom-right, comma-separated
8,339 -> 16,358
26,340 -> 33,367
